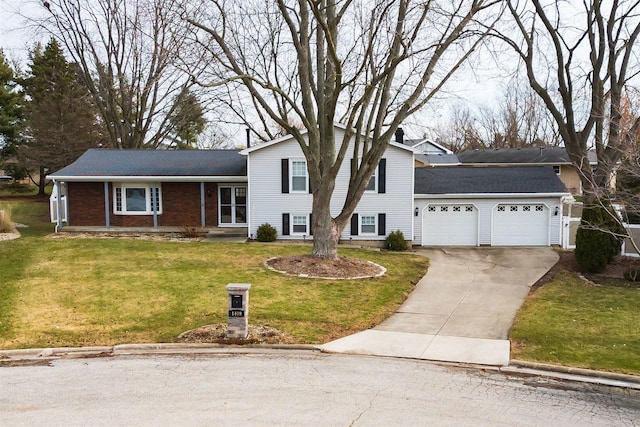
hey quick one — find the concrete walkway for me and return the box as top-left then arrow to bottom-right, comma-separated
321,247 -> 559,366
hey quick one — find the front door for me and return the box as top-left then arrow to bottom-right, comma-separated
219,186 -> 247,225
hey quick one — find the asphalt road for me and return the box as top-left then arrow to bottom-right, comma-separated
1,351 -> 639,426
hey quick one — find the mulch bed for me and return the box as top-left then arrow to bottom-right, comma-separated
532,250 -> 640,290
265,254 -> 385,279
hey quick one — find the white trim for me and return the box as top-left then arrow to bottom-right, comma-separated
410,139 -> 454,154
414,192 -> 570,199
240,123 -> 416,154
359,214 -> 377,235
218,185 -> 248,226
290,214 -> 310,235
290,159 -> 308,193
113,183 -> 162,215
47,175 -> 247,183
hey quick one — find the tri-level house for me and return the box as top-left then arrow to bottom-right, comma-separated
48,125 -> 570,247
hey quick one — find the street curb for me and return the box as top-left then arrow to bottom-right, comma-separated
505,360 -> 640,390
0,343 -> 320,362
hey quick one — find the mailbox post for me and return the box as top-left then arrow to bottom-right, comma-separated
226,283 -> 251,339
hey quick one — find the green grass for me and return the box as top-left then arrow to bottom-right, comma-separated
0,198 -> 428,349
511,272 -> 640,375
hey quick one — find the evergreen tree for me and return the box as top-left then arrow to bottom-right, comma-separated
19,38 -> 104,194
168,89 -> 206,149
0,50 -> 26,180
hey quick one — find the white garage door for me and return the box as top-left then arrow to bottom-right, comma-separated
492,204 -> 549,246
423,204 -> 478,246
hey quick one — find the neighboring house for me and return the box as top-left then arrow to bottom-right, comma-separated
240,125 -> 415,243
457,147 -> 598,195
400,132 -> 460,167
48,126 -> 572,248
413,167 -> 569,246
47,149 -> 247,232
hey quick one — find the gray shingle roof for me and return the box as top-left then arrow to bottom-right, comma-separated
415,153 -> 460,165
49,149 -> 247,178
415,166 -> 568,194
458,147 -> 596,164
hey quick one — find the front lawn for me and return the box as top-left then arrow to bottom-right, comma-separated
0,198 -> 429,349
511,271 -> 640,375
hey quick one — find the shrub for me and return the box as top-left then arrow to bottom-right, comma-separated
624,268 -> 640,282
575,201 -> 624,273
384,230 -> 408,251
256,223 -> 277,242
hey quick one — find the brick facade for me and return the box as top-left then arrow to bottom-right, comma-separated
67,181 -> 223,227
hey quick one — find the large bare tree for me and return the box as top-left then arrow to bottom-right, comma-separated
186,0 -> 500,258
40,0 -> 201,149
497,0 -> 640,200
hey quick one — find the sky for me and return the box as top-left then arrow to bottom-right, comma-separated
0,0 -> 507,145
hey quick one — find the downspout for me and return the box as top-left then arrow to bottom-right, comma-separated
152,182 -> 158,229
200,182 -> 206,228
104,182 -> 110,229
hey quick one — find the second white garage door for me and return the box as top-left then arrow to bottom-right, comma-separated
492,204 -> 549,246
422,204 -> 478,246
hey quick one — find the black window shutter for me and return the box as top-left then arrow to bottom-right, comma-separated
309,213 -> 313,235
281,159 -> 289,193
350,213 -> 359,236
378,213 -> 386,236
282,213 -> 290,236
378,158 -> 386,193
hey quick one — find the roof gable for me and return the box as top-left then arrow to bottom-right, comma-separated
48,149 -> 247,179
415,166 -> 568,195
240,123 -> 416,155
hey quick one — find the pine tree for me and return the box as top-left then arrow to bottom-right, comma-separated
19,38 -> 104,194
0,50 -> 26,180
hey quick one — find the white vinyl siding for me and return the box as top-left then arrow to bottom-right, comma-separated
246,127 -> 414,241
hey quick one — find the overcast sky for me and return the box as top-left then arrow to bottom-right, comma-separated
0,0 -> 507,144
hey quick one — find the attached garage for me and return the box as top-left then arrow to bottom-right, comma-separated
413,167 -> 569,247
422,204 -> 478,246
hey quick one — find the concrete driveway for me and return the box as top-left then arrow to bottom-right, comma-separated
322,247 -> 559,366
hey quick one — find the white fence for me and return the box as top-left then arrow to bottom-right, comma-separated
562,216 -> 640,258
49,185 -> 67,224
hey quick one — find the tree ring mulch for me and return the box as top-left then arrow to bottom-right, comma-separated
264,254 -> 386,280
177,324 -> 298,345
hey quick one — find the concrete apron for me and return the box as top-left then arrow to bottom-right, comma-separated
321,247 -> 559,366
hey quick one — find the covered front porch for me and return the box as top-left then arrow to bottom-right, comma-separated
56,225 -> 249,242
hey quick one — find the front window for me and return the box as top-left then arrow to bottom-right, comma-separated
361,215 -> 376,234
291,160 -> 307,192
114,184 -> 162,215
292,215 -> 308,234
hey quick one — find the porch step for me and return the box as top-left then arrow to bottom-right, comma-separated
204,227 -> 248,242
